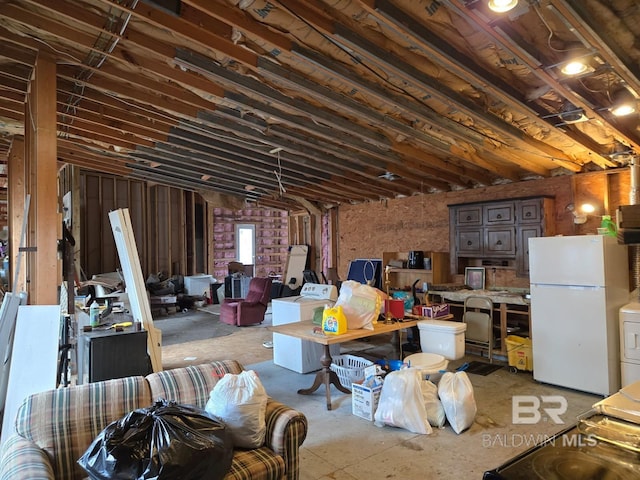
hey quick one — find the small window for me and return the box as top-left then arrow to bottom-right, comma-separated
235,224 -> 255,266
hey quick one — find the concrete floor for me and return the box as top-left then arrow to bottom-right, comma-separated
156,305 -> 600,479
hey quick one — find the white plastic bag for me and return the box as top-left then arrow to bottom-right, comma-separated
421,380 -> 446,428
335,280 -> 383,330
374,368 -> 432,434
205,370 -> 268,448
438,371 -> 477,434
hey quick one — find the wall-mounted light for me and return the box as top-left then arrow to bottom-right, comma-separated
487,0 -> 518,13
610,86 -> 637,117
566,203 -> 595,224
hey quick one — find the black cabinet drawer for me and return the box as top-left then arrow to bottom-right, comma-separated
457,228 -> 483,256
484,203 -> 515,224
485,227 -> 516,256
456,206 -> 482,226
517,199 -> 542,224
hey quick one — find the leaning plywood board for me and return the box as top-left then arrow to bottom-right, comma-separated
0,292 -> 28,416
0,305 -> 60,448
109,208 -> 162,372
283,245 -> 309,290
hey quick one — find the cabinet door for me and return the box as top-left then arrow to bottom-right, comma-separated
484,203 -> 514,224
517,199 -> 541,224
516,225 -> 540,276
485,227 -> 515,256
457,228 -> 483,256
456,206 -> 482,226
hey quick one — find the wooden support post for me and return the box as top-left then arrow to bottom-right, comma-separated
26,53 -> 59,304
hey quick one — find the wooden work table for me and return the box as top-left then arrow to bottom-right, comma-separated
428,289 -> 530,355
270,315 -> 453,410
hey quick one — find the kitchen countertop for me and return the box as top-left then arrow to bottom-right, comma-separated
429,289 -> 530,305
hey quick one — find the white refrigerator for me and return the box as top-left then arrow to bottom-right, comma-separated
528,235 -> 629,396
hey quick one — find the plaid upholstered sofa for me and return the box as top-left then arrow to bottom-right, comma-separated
0,360 -> 307,480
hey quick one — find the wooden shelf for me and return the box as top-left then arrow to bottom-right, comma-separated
383,251 -> 450,289
388,268 -> 433,274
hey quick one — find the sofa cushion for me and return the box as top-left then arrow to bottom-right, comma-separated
14,375 -> 151,480
146,360 -> 243,409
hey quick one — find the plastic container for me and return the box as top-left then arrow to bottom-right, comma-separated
330,355 -> 374,390
322,305 -> 347,335
89,301 -> 100,328
505,335 -> 533,371
417,320 -> 467,360
600,215 -> 617,237
404,352 -> 449,383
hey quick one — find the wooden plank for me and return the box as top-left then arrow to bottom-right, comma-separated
8,138 -> 26,292
0,292 -> 27,416
109,208 -> 162,372
0,305 -> 60,448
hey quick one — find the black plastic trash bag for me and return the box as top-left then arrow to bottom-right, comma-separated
78,399 -> 233,480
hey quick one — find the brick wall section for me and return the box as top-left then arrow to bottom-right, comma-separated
337,170 -> 630,288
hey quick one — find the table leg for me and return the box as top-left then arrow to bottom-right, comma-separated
297,344 -> 350,410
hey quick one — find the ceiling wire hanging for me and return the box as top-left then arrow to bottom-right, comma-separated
270,147 -> 287,195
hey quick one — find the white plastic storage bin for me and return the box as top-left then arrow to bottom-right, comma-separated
184,275 -> 214,297
417,320 -> 467,360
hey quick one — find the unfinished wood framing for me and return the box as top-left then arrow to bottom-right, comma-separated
8,138 -> 26,293
80,173 -> 146,279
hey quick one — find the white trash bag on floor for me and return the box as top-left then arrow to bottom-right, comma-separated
422,380 -> 446,428
374,368 -> 432,435
438,371 -> 477,434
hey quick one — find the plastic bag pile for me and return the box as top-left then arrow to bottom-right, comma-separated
373,369 -> 477,435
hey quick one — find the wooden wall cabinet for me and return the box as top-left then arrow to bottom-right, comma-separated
382,251 -> 450,290
449,197 -> 555,277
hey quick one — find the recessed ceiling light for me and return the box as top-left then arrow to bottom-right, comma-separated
487,0 -> 518,13
610,87 -> 637,117
378,171 -> 400,181
559,108 -> 587,124
559,48 -> 593,76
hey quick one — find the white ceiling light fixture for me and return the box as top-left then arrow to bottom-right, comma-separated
558,103 -> 588,124
378,171 -> 400,181
487,0 -> 518,13
559,48 -> 594,76
610,87 -> 637,117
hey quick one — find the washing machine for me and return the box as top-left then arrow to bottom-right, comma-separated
620,302 -> 640,387
272,283 -> 341,373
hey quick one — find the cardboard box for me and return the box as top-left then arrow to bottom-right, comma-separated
421,303 -> 450,318
352,383 -> 383,421
352,365 -> 383,421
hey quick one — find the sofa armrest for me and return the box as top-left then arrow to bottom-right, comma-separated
264,399 -> 308,480
0,435 -> 55,480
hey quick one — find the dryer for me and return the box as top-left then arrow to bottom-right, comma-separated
620,302 -> 640,387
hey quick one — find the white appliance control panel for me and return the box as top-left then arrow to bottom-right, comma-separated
300,283 -> 338,301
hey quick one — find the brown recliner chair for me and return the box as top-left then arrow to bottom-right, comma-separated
220,277 -> 273,326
